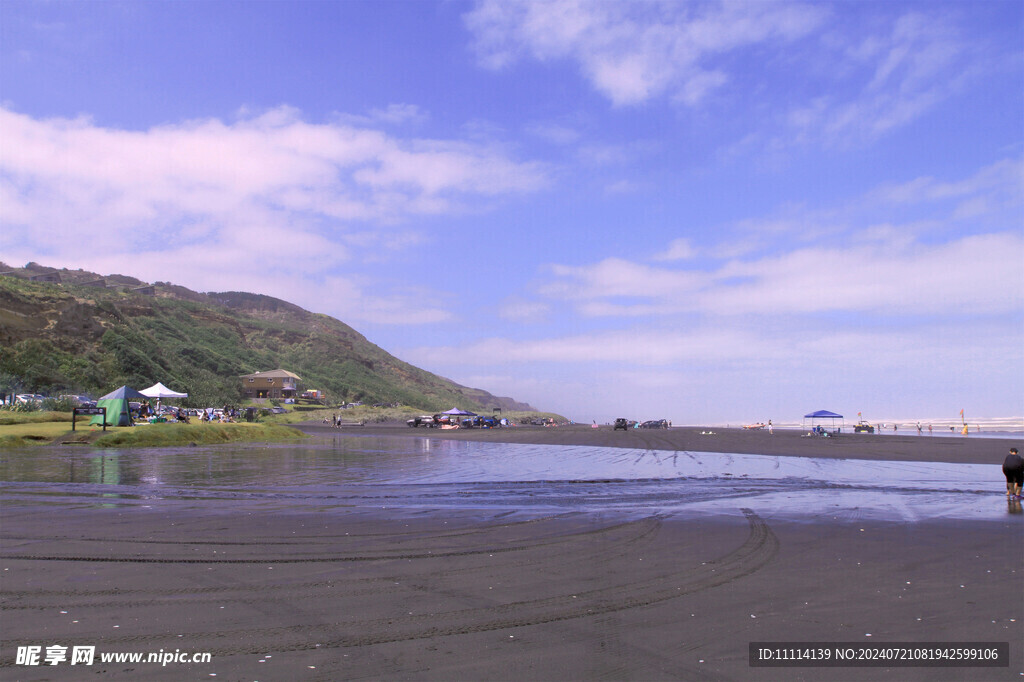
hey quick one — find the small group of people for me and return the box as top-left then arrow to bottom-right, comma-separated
326,414 -> 358,427
200,406 -> 238,423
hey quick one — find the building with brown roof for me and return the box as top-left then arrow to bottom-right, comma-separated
240,369 -> 302,400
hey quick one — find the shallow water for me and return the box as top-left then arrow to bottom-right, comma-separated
0,434 -> 1017,522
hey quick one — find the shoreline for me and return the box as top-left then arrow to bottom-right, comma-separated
296,422 -> 1019,465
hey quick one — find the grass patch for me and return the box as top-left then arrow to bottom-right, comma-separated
0,434 -> 41,448
0,411 -> 73,426
0,420 -> 309,449
91,422 -> 308,448
0,421 -> 78,446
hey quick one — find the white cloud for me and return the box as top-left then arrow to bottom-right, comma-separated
525,121 -> 581,145
404,317 -> 1022,423
0,105 -> 547,229
788,10 -> 978,145
0,105 -> 548,324
465,0 -> 824,106
468,2 -> 994,151
335,104 -> 430,128
404,319 -> 1021,374
655,237 -> 697,261
408,327 -> 757,366
603,179 -> 642,195
542,258 -> 705,302
535,156 -> 1024,318
872,158 -> 1024,213
370,103 -> 428,126
541,232 -> 1023,317
711,233 -> 1023,315
498,297 -> 551,323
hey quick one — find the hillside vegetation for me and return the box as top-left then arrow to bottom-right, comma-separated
0,263 -> 536,413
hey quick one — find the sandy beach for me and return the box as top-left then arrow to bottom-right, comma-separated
300,421 -> 1018,465
1,426 -> 1020,680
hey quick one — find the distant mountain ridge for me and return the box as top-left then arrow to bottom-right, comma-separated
0,261 -> 537,412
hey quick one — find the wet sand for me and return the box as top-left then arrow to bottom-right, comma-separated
1,502 -> 1020,680
299,422 -> 1019,465
2,426 -> 1021,680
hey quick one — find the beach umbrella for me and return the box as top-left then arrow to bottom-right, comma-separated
99,385 -> 148,400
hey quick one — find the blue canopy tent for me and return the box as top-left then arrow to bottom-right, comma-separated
803,410 -> 844,434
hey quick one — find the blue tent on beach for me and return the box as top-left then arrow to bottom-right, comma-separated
804,410 -> 843,419
803,410 -> 844,433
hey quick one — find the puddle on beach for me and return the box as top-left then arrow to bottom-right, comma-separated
0,435 -> 1016,522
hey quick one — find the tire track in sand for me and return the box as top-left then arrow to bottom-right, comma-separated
0,510 -> 777,659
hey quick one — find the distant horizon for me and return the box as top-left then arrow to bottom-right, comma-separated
574,416 -> 1024,429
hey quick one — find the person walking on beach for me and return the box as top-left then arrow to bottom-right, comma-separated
1003,448 -> 1023,498
768,420 -> 773,435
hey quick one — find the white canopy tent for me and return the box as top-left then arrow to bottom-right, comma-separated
140,382 -> 188,399
139,382 -> 188,416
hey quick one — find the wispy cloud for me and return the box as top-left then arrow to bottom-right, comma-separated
498,297 -> 551,323
465,0 -> 824,107
542,229 -> 1022,318
786,10 -> 979,145
871,158 -> 1024,216
466,1 -> 990,151
533,157 -> 1024,318
336,103 -> 430,127
654,237 -> 697,261
403,319 -> 1021,374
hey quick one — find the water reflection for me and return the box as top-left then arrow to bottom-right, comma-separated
0,435 -> 1014,522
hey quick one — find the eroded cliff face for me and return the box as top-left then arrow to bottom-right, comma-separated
0,286 -> 109,348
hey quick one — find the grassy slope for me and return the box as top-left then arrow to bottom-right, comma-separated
0,276 -> 537,413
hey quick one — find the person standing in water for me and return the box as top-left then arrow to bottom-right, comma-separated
1003,448 -> 1023,498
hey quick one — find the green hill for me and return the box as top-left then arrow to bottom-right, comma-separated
0,262 -> 537,412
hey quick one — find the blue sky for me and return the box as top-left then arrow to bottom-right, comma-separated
1,0 -> 1021,424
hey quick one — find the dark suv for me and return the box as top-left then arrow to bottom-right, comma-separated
613,418 -> 630,431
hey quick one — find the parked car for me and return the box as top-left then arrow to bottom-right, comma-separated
613,418 -> 630,431
15,394 -> 47,404
406,416 -> 435,428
